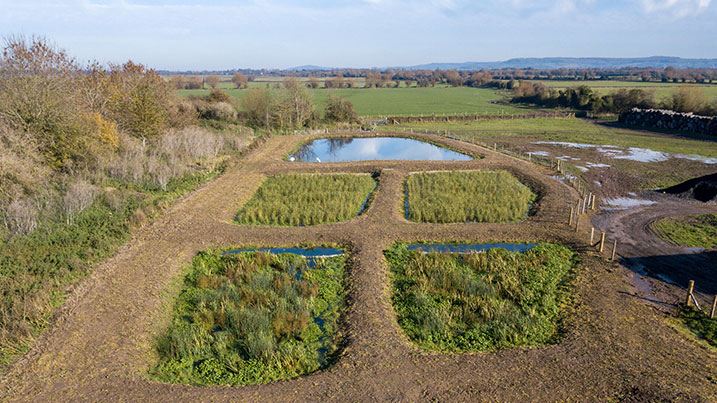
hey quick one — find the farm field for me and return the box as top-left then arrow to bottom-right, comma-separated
520,80 -> 717,101
405,170 -> 534,223
178,87 -> 530,116
235,173 -> 376,226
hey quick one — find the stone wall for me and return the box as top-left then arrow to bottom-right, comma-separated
619,108 -> 717,136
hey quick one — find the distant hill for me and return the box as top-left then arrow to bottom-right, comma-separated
286,65 -> 335,71
403,57 -> 717,70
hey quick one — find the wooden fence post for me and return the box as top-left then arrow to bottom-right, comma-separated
611,239 -> 617,260
711,295 -> 717,319
685,280 -> 695,307
575,216 -> 580,232
569,207 -> 574,226
599,232 -> 605,252
590,227 -> 595,244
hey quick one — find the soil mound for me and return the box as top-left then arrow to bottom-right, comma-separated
660,173 -> 717,202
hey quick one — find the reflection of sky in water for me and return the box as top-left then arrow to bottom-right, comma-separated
533,141 -> 717,164
407,243 -> 537,253
290,137 -> 472,162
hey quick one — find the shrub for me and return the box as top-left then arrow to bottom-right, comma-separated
324,95 -> 358,123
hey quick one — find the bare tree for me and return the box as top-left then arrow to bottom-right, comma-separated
231,72 -> 248,89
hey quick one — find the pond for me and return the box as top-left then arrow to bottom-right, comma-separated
223,247 -> 344,258
289,137 -> 473,162
407,243 -> 537,253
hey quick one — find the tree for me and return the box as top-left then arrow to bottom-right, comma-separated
325,94 -> 358,122
231,72 -> 248,89
242,88 -> 274,128
278,77 -> 313,129
205,75 -> 220,89
668,86 -> 708,114
308,77 -> 320,89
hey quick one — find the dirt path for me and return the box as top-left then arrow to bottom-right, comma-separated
593,196 -> 717,309
1,132 -> 715,402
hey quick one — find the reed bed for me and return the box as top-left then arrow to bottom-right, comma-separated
152,250 -> 346,385
236,174 -> 376,226
406,170 -> 535,223
385,243 -> 574,352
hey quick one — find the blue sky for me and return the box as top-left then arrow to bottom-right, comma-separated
1,0 -> 715,70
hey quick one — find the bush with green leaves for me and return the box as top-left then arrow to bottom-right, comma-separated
153,250 -> 346,386
680,308 -> 717,347
236,174 -> 376,226
385,243 -> 574,352
406,170 -> 535,223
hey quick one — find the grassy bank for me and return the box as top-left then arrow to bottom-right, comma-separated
0,168 -> 228,365
236,174 -> 376,226
651,214 -> 717,249
152,250 -> 346,386
680,308 -> 717,348
405,171 -> 535,223
385,243 -> 575,352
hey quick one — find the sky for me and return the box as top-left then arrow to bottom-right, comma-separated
0,0 -> 715,70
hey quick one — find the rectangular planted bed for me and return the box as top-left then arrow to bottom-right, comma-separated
405,170 -> 535,223
236,173 -> 376,226
384,242 -> 574,352
152,248 -> 347,386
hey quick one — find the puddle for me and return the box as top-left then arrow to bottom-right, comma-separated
533,141 -> 717,164
406,243 -> 537,253
600,197 -> 657,210
684,246 -> 706,253
575,166 -> 588,172
655,273 -> 678,285
289,137 -> 472,162
594,180 -> 603,187
586,162 -> 611,168
632,272 -> 653,295
530,151 -> 551,157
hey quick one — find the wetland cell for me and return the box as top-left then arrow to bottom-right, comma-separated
406,243 -> 537,253
289,137 -> 472,162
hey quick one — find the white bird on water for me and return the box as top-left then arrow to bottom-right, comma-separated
289,156 -> 295,162
316,157 -> 321,162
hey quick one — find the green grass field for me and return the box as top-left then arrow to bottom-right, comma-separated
385,243 -> 574,352
235,174 -> 376,226
405,171 -> 535,223
178,87 -> 530,117
518,80 -> 717,102
152,250 -> 346,385
383,117 -> 717,158
651,214 -> 717,249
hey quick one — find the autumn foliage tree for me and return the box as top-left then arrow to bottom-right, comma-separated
205,75 -> 220,89
324,94 -> 358,122
231,72 -> 248,89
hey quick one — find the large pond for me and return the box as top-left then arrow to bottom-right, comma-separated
289,137 -> 472,162
407,243 -> 537,253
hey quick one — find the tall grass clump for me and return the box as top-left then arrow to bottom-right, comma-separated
406,171 -> 535,223
236,174 -> 376,226
651,213 -> 717,249
385,243 -> 575,352
152,250 -> 346,386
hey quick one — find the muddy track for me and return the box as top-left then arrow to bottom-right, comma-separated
1,132 -> 715,402
593,197 -> 717,307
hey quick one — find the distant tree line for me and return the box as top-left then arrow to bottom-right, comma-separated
510,82 -> 717,116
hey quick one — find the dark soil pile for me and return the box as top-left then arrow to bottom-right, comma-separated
660,173 -> 717,202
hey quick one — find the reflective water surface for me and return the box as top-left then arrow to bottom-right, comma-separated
223,247 -> 344,258
289,137 -> 472,162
